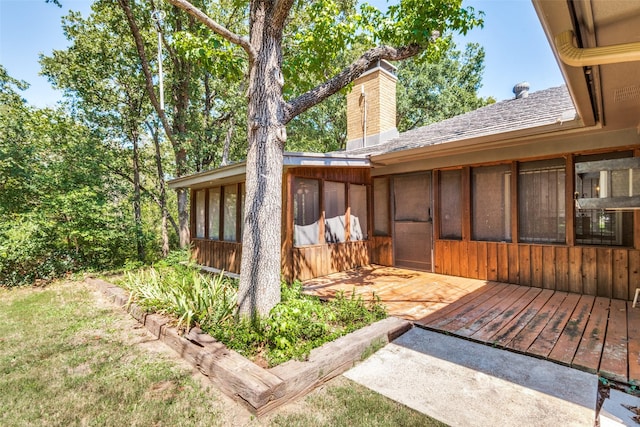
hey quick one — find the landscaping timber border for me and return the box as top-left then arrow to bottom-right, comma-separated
85,277 -> 412,415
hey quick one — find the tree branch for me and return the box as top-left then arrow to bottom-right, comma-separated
117,0 -> 176,147
271,0 -> 295,30
284,44 -> 422,124
165,0 -> 255,62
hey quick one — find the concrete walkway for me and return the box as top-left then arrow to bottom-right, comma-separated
344,327 -> 639,427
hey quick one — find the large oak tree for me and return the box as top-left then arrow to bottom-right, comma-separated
165,0 -> 482,317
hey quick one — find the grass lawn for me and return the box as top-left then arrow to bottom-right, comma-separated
0,280 -> 446,426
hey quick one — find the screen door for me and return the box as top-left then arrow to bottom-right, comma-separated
393,172 -> 432,271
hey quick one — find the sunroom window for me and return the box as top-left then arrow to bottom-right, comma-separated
472,165 -> 511,242
519,159 -> 565,243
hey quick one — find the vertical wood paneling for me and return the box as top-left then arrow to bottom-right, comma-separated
569,247 -> 583,294
612,249 -> 628,300
582,247 -> 597,296
519,244 -> 531,286
497,243 -> 509,283
556,247 -> 569,292
508,243 -> 519,284
597,248 -> 613,298
477,241 -> 488,280
468,241 -> 479,279
531,245 -> 543,287
629,250 -> 640,301
449,241 -> 459,276
542,246 -> 556,289
487,242 -> 498,281
459,240 -> 469,277
442,241 -> 452,275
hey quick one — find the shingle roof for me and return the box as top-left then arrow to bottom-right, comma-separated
344,85 -> 577,157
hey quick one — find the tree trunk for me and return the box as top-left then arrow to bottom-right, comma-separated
132,133 -> 145,262
237,2 -> 286,318
149,121 -> 170,257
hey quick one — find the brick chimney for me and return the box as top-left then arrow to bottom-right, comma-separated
346,60 -> 399,150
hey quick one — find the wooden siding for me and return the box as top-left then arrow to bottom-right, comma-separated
192,239 -> 242,274
433,240 -> 639,300
292,241 -> 369,282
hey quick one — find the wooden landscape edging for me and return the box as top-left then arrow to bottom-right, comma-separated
85,277 -> 412,415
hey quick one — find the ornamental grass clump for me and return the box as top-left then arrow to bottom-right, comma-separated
122,264 -> 237,333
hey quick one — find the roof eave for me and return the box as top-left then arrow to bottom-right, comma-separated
167,152 -> 371,189
167,162 -> 247,189
370,118 -> 591,166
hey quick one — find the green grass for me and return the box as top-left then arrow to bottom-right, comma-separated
271,377 -> 448,426
0,280 -> 446,426
0,282 -> 221,427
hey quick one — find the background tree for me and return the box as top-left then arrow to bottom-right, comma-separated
164,0 -> 483,317
0,66 -> 136,285
397,41 -> 492,131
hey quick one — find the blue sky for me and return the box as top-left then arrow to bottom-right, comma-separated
0,0 -> 564,108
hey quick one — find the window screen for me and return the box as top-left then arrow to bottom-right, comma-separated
223,184 -> 237,241
439,170 -> 462,239
519,159 -> 565,243
472,165 -> 511,242
349,184 -> 368,241
324,181 -> 346,243
208,187 -> 221,240
195,190 -> 206,238
373,177 -> 390,236
394,174 -> 430,222
293,178 -> 320,246
575,152 -> 634,246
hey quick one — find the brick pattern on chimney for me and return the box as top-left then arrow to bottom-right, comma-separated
346,67 -> 397,145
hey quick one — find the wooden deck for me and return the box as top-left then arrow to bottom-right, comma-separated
303,265 -> 640,386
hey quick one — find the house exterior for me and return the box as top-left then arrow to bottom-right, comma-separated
168,0 -> 640,301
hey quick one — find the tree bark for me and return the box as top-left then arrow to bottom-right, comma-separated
237,0 -> 286,318
147,121 -> 170,257
131,131 -> 145,261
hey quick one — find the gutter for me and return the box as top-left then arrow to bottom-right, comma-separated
555,30 -> 640,67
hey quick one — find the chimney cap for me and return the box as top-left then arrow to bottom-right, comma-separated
513,81 -> 530,99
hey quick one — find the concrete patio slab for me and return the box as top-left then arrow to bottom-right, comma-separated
345,327 -> 606,427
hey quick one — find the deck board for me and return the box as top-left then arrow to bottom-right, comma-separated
506,291 -> 567,353
491,288 -> 555,348
422,283 -> 511,330
470,287 -> 542,342
303,265 -> 638,386
572,297 -> 610,373
436,285 -> 521,333
527,292 -> 581,358
627,301 -> 640,385
599,299 -> 628,383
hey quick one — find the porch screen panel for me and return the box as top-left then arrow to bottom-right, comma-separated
324,181 -> 346,243
519,159 -> 565,243
575,152 -> 634,246
349,184 -> 368,241
208,187 -> 221,240
223,184 -> 237,241
293,177 -> 320,246
472,165 -> 511,242
373,177 -> 390,236
394,174 -> 430,221
195,190 -> 206,238
439,170 -> 462,239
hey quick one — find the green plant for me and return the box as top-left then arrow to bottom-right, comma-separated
122,266 -> 237,333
